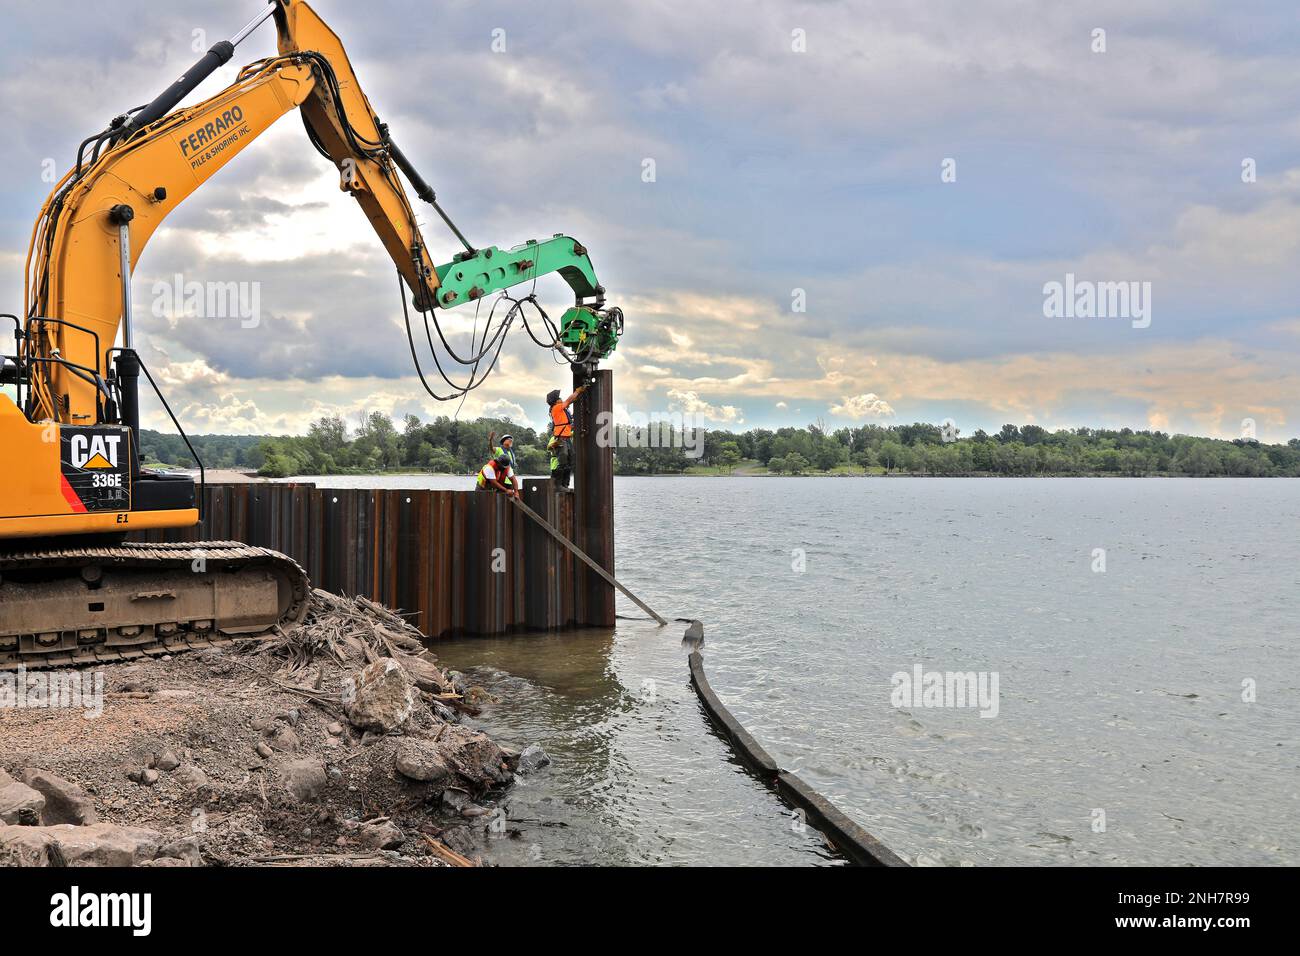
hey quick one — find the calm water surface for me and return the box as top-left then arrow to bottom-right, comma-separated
283,475 -> 1300,866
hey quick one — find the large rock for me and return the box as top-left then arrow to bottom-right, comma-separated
265,724 -> 300,753
52,823 -> 163,867
0,772 -> 45,826
343,659 -> 417,733
158,835 -> 202,867
280,759 -> 328,804
403,654 -> 452,694
357,820 -> 403,850
173,764 -> 209,794
394,740 -> 454,786
0,822 -> 163,867
437,725 -> 512,789
19,769 -> 98,826
154,750 -> 181,772
440,825 -> 477,858
0,826 -> 59,865
517,744 -> 552,775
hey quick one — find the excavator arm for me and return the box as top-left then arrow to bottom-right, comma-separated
22,0 -> 612,431
0,0 -> 624,668
3,0 -> 620,541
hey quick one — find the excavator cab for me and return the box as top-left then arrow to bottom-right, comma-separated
0,319 -> 200,541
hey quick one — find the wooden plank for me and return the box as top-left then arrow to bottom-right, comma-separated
511,496 -> 666,626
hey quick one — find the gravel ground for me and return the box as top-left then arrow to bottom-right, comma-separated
0,592 -> 519,867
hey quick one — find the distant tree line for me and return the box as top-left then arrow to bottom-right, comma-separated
608,420 -> 1300,476
141,414 -> 548,477
721,422 -> 1300,476
139,430 -> 263,471
140,417 -> 1300,478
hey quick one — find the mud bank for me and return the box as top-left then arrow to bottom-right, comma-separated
0,591 -> 529,867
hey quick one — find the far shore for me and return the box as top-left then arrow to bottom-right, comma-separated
181,467 -> 1292,483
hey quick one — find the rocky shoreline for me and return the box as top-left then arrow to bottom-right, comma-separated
0,591 -> 543,867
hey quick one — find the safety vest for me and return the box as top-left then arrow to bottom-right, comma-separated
550,402 -> 573,439
477,458 -> 508,488
492,445 -> 517,484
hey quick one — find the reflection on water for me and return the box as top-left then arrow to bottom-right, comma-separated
296,475 -> 1300,866
435,626 -> 844,867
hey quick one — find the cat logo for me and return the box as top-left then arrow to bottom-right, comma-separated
70,433 -> 122,470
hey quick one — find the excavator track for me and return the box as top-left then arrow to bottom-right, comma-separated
0,541 -> 310,670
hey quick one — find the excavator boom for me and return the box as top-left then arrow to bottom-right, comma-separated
0,0 -> 623,667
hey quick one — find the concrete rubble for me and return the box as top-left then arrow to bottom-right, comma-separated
517,744 -> 552,775
0,590 -> 524,867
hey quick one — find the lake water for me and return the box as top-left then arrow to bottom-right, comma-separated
281,475 -> 1300,866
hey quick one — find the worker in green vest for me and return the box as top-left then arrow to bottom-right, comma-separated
547,434 -> 560,480
488,431 -> 518,489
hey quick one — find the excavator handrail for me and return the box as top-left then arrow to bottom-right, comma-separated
23,316 -> 101,374
107,347 -> 206,519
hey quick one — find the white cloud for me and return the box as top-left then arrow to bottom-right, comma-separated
5,0 -> 1298,445
151,356 -> 231,391
830,393 -> 896,420
666,388 -> 743,425
479,399 -> 531,426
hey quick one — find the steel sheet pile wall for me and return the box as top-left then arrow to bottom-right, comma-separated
572,369 -> 616,628
129,478 -> 589,639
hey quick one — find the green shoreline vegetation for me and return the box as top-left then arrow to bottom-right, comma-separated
139,414 -> 1300,478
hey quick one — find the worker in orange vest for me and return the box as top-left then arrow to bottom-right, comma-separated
546,384 -> 587,489
476,452 -> 520,497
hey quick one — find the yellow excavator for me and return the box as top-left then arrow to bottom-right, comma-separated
0,0 -> 623,668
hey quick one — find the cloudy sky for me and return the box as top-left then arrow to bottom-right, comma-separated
2,0 -> 1299,441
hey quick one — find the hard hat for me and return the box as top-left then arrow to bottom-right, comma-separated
546,389 -> 561,404
500,434 -> 514,445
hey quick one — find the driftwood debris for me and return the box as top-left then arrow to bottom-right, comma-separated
253,589 -> 452,698
422,835 -> 476,868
